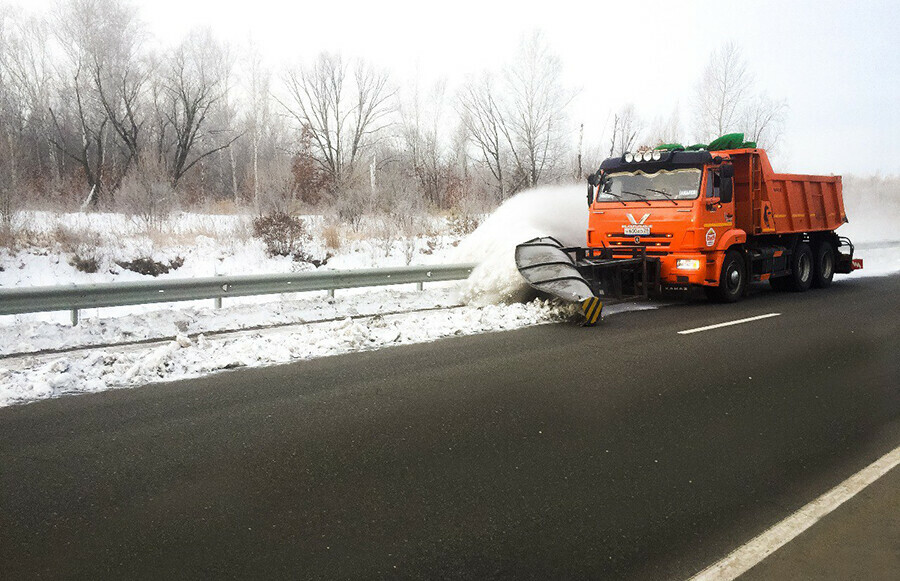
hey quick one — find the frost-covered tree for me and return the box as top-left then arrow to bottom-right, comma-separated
608,104 -> 642,156
399,77 -> 455,206
458,32 -> 573,200
646,103 -> 682,148
51,0 -> 147,206
458,73 -> 508,199
693,42 -> 787,150
156,29 -> 241,188
280,53 -> 394,193
693,41 -> 750,142
502,32 -> 572,189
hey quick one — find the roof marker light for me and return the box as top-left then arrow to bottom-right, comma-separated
624,152 -> 634,163
652,150 -> 662,161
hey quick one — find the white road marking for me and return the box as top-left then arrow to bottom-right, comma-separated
687,444 -> 900,581
678,313 -> 781,335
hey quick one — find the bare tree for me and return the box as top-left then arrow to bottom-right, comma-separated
280,53 -> 394,193
608,103 -> 642,156
157,29 -> 241,188
399,77 -> 451,206
48,0 -> 149,207
693,42 -> 787,150
501,32 -> 572,188
458,73 -> 508,200
243,38 -> 271,207
743,93 -> 787,149
0,8 -> 56,198
693,41 -> 751,142
646,103 -> 682,147
0,7 -> 25,221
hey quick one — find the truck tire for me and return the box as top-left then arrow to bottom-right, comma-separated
812,241 -> 835,288
786,242 -> 813,292
708,250 -> 746,302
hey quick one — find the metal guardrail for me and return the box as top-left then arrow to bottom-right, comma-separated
0,263 -> 477,325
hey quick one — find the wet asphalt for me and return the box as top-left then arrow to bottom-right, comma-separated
1,275 -> 898,580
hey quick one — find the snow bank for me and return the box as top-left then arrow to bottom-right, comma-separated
0,287 -> 460,356
453,184 -> 587,305
0,211 -> 460,326
0,299 -> 579,407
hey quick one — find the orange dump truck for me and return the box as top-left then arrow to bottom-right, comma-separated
515,138 -> 861,324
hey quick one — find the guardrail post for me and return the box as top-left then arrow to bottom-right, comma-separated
214,273 -> 223,309
416,282 -> 424,291
327,289 -> 335,298
70,308 -> 79,326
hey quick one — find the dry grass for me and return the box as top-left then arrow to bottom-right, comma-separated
202,198 -> 245,215
321,222 -> 342,251
0,224 -> 17,251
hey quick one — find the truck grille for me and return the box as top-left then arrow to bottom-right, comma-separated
604,233 -> 672,256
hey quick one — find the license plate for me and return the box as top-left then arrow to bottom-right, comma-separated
623,225 -> 650,236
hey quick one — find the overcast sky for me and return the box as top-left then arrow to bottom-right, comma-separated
9,0 -> 900,176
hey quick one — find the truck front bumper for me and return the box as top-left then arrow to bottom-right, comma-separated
659,252 -> 722,287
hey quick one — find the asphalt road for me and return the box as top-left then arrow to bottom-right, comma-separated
2,275 -> 898,580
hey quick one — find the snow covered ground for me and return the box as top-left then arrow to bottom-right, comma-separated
0,297 -> 591,407
1,186 -> 898,408
0,187 -> 604,406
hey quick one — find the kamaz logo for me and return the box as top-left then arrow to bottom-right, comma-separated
626,213 -> 650,225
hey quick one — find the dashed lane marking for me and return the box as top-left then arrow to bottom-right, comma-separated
677,313 -> 781,335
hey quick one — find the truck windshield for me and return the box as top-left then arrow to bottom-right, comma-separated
599,168 -> 702,202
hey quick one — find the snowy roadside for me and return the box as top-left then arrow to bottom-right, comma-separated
0,286 -> 461,357
0,298 -> 589,407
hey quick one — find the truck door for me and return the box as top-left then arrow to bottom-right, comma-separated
702,166 -> 735,250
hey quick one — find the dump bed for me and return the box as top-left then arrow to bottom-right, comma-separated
726,149 -> 846,236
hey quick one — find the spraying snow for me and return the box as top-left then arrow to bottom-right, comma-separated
454,185 -> 588,305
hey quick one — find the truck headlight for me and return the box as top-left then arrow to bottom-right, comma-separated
676,259 -> 701,270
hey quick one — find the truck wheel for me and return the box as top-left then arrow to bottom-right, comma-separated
812,241 -> 835,288
709,250 -> 746,302
786,242 -> 813,292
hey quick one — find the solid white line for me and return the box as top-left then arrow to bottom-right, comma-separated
678,313 -> 781,335
687,444 -> 900,581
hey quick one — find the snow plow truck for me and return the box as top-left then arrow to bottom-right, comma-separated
515,134 -> 862,325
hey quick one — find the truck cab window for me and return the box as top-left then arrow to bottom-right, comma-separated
707,170 -> 721,198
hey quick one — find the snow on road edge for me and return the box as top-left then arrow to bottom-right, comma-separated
0,299 -> 585,407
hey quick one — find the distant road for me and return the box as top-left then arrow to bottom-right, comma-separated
2,274 -> 898,580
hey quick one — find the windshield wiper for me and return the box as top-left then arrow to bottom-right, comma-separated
620,190 -> 652,206
645,188 -> 679,206
601,192 -> 628,206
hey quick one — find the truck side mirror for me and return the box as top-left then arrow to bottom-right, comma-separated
720,164 -> 734,204
720,177 -> 733,203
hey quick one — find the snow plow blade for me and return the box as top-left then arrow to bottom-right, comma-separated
515,237 -> 602,326
514,237 -> 596,303
515,236 -> 659,326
